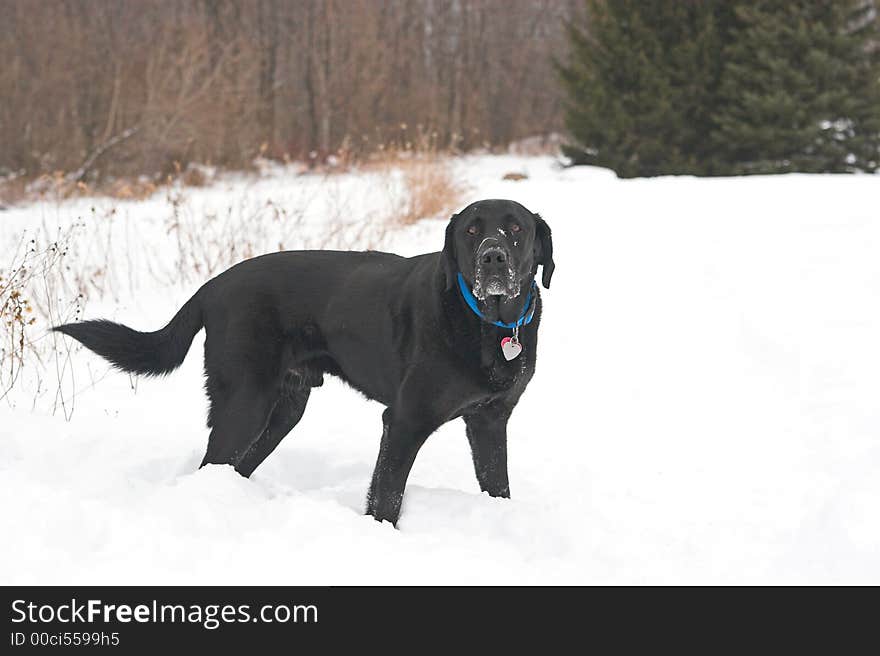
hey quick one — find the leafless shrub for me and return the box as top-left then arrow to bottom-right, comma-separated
0,227 -> 79,407
182,166 -> 208,188
163,188 -> 278,285
0,242 -> 35,399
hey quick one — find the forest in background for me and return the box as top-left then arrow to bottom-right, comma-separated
3,0 -> 878,188
0,0 -> 576,182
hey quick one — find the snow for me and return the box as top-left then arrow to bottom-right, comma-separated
2,156 -> 879,584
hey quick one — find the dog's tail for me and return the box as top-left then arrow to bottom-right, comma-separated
53,293 -> 204,377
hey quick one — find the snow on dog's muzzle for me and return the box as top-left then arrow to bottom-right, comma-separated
473,243 -> 519,300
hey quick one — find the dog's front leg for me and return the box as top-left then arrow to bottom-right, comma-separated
366,406 -> 436,526
463,403 -> 512,498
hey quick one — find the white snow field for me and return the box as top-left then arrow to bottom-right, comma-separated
2,156 -> 879,585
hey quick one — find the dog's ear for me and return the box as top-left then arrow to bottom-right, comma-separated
441,213 -> 458,290
533,213 -> 555,289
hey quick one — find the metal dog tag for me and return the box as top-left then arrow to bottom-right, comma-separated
501,336 -> 522,361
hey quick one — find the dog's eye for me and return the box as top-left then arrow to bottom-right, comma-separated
466,225 -> 478,235
510,224 -> 522,233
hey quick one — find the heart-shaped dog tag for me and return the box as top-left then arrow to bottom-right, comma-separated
500,336 -> 523,361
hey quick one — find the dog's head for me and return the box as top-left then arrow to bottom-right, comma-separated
442,199 -> 554,300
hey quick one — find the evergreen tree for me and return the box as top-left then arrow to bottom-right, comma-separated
557,1 -> 730,177
558,0 -> 880,176
712,0 -> 880,174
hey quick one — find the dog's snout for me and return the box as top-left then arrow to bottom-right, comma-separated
475,245 -> 513,297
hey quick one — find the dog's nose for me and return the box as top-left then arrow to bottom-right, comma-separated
477,245 -> 510,277
481,250 -> 506,264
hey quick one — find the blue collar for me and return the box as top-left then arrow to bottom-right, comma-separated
456,272 -> 537,330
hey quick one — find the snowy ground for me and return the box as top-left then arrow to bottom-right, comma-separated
2,156 -> 879,584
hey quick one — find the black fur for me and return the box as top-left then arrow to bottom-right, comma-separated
53,297 -> 203,376
54,199 -> 554,526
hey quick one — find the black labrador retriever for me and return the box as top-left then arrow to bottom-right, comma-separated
54,199 -> 554,525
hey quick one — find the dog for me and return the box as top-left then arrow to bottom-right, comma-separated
54,199 -> 554,525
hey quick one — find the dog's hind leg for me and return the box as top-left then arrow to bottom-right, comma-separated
235,385 -> 310,478
235,364 -> 321,477
200,378 -> 275,468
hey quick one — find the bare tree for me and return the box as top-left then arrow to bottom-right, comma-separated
0,0 -> 575,181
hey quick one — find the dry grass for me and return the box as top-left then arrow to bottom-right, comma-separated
0,161 -> 217,207
399,158 -> 464,224
390,154 -> 463,226
162,186 -> 306,286
358,131 -> 465,226
105,180 -> 160,201
3,122 -> 465,216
